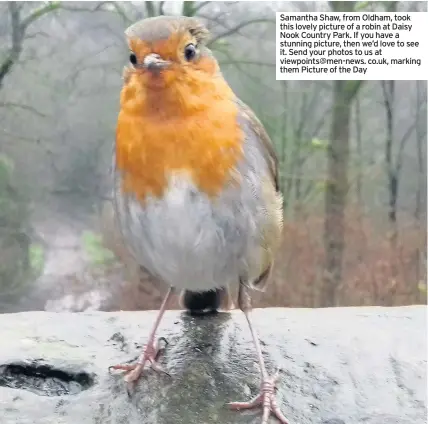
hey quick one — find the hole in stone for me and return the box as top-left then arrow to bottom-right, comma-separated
0,361 -> 95,397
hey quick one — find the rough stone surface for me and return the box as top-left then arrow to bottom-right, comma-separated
0,306 -> 426,424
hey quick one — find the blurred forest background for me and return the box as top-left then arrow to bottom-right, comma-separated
0,1 -> 426,313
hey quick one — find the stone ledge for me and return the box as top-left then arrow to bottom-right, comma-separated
0,306 -> 426,424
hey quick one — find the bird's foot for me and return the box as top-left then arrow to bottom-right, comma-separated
109,337 -> 169,394
228,369 -> 289,424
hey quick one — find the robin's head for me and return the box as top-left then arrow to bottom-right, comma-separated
124,16 -> 218,92
116,16 -> 242,201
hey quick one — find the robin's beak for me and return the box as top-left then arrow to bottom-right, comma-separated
142,53 -> 170,72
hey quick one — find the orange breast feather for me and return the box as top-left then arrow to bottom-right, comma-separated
115,70 -> 244,202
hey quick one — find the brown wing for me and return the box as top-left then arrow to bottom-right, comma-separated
236,99 -> 283,291
236,98 -> 280,193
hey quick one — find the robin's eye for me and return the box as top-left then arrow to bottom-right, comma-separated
184,44 -> 196,61
129,53 -> 137,65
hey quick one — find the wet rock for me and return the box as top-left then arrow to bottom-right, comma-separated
0,306 -> 426,424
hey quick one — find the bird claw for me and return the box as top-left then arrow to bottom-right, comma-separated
228,369 -> 289,424
126,380 -> 136,398
108,337 -> 170,391
150,359 -> 171,377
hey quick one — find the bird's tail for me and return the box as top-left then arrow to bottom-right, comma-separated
179,286 -> 234,315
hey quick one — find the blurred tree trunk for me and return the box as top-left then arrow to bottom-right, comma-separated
414,81 -> 426,224
382,80 -> 398,248
381,78 -> 426,302
321,0 -> 363,307
414,80 -> 427,301
144,1 -> 156,17
355,96 -> 363,216
291,90 -> 308,217
381,78 -> 426,249
322,81 -> 361,306
285,83 -> 325,218
381,1 -> 399,248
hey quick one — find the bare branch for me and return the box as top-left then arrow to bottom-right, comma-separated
0,3 -> 22,88
21,1 -> 61,30
1,1 -> 61,89
0,128 -> 40,143
207,18 -> 275,47
105,1 -> 133,23
0,102 -> 47,118
199,7 -> 239,31
58,4 -> 100,12
24,30 -> 50,40
396,104 -> 427,174
59,1 -> 132,23
217,48 -> 276,92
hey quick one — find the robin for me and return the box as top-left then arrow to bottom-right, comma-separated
110,15 -> 286,424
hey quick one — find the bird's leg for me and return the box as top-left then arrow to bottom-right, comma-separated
228,283 -> 289,424
109,287 -> 174,389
